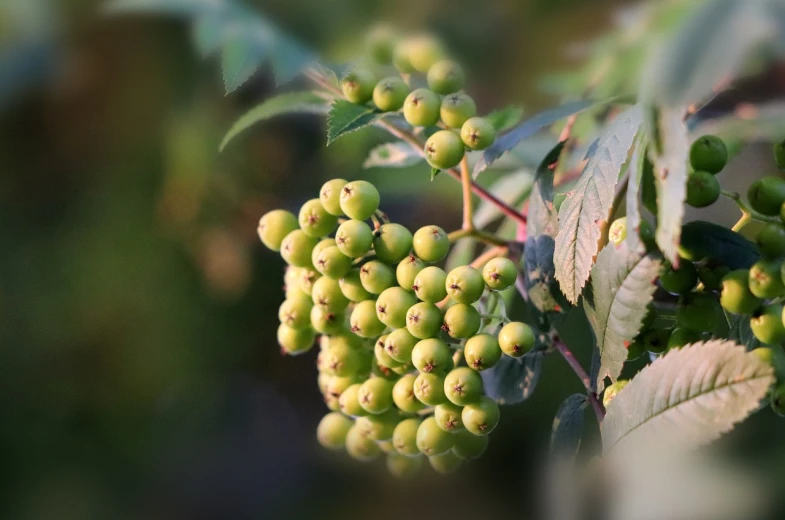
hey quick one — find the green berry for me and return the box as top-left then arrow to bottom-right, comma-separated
667,327 -> 702,350
392,417 -> 422,457
387,452 -> 423,478
462,396 -> 500,435
357,408 -> 400,442
411,338 -> 453,374
373,223 -> 413,264
498,321 -> 536,357
345,424 -> 381,462
376,287 -> 417,328
602,380 -> 628,409
413,266 -> 448,303
440,92 -> 476,129
297,268 -> 320,296
406,302 -> 443,339
397,254 -> 427,291
316,412 -> 354,450
428,451 -> 463,474
452,430 -> 489,459
373,76 -> 409,112
319,179 -> 347,216
757,223 -> 785,258
412,225 -> 450,263
434,402 -> 464,432
444,367 -> 484,406
284,266 -> 305,298
312,276 -> 349,312
322,343 -> 362,377
696,259 -> 730,291
676,292 -> 721,333
748,176 -> 785,216
427,60 -> 465,94
424,130 -> 465,170
339,180 -> 380,221
314,246 -> 352,279
442,303 -> 481,339
416,416 -> 453,455
350,300 -> 387,338
771,384 -> 785,416
751,346 -> 785,380
774,138 -> 785,170
281,230 -> 319,267
278,293 -> 314,329
358,377 -> 395,414
413,372 -> 447,406
374,335 -> 402,369
608,217 -> 627,246
641,327 -> 669,354
403,88 -> 441,127
720,269 -> 761,315
689,135 -> 727,174
299,198 -> 338,238
748,258 -> 785,299
626,338 -> 646,360
685,170 -> 720,208
339,269 -> 373,302
335,219 -> 374,259
325,375 -> 357,401
311,306 -> 346,335
277,323 -> 315,355
407,35 -> 445,72
258,209 -> 298,251
464,333 -> 502,371
482,257 -> 518,291
385,328 -> 419,363
366,25 -> 397,64
311,238 -> 336,267
391,41 -> 415,73
360,260 -> 396,294
750,304 -> 785,345
392,374 -> 426,413
659,259 -> 697,294
460,117 -> 496,150
339,383 -> 367,417
446,265 -> 485,304
341,68 -> 376,104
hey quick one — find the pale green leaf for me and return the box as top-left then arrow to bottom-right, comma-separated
624,133 -> 648,255
486,105 -> 525,132
221,34 -> 267,94
363,142 -> 423,169
326,100 -> 381,146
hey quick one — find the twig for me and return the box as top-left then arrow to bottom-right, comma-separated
721,189 -> 780,232
447,228 -> 508,247
460,156 -> 473,230
552,338 -> 606,423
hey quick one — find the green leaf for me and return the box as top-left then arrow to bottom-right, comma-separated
554,105 -> 644,304
727,314 -> 760,351
221,34 -> 267,94
430,167 -> 441,181
551,394 -> 588,455
363,142 -> 423,169
584,242 -> 662,392
192,13 -> 229,57
624,134 -> 648,254
326,100 -> 381,146
481,351 -> 544,405
528,141 -> 566,239
602,340 -> 774,455
219,91 -> 328,151
105,0 -> 221,16
678,220 -> 760,269
486,105 -> 525,132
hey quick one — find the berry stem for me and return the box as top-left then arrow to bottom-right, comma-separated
447,228 -> 507,247
552,338 -> 606,423
460,156 -> 474,230
720,189 -> 779,231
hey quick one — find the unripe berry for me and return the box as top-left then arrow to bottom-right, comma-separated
319,178 -> 348,216
602,380 -> 628,409
385,327 -> 419,363
757,223 -> 785,258
366,25 -> 397,64
434,402 -> 464,432
311,306 -> 346,335
281,229 -> 319,267
427,60 -> 466,94
428,451 -> 463,474
372,223 -> 413,264
412,225 -> 450,263
774,138 -> 785,171
360,260 -> 396,294
335,219 -> 374,258
339,383 -> 368,417
297,268 -> 320,296
482,257 -> 518,291
464,333 -> 502,371
387,452 -> 423,479
312,276 -> 350,312
277,323 -> 315,355
406,302 -> 443,339
358,377 -> 395,415
608,217 -> 627,246
345,424 -> 381,462
392,373 -> 427,413
357,409 -> 400,442
350,300 -> 387,338
376,287 -> 417,328
413,266 -> 448,303
696,259 -> 730,291
339,180 -> 380,221
403,88 -> 441,127
750,304 -> 785,345
748,258 -> 785,299
446,265 -> 486,304
667,327 -> 702,350
278,293 -> 314,329
626,338 -> 646,361
392,41 -> 415,73
685,170 -> 720,208
460,117 -> 496,150
373,76 -> 409,112
440,92 -> 477,129
284,266 -> 305,298
748,176 -> 785,216
258,209 -> 298,251
341,69 -> 376,104
771,384 -> 785,417
444,367 -> 484,406
413,372 -> 448,406
424,130 -> 465,170
316,412 -> 354,450
339,269 -> 373,302
416,416 -> 453,456
689,135 -> 727,174
641,328 -> 669,355
397,254 -> 427,291
676,292 -> 721,333
462,396 -> 500,435
720,269 -> 762,315
659,259 -> 697,294
751,346 -> 785,381
407,35 -> 445,72
314,246 -> 352,279
442,303 -> 481,339
452,430 -> 489,459
322,343 -> 362,377
498,321 -> 536,357
375,334 -> 403,369
392,417 -> 422,457
299,198 -> 338,238
411,338 -> 453,374
311,238 -> 336,267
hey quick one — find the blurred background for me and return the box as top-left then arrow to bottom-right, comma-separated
2,0 -> 785,519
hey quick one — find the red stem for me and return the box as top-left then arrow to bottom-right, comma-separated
552,338 -> 606,423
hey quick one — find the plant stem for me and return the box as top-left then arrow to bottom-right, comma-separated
552,338 -> 606,423
447,228 -> 508,246
460,156 -> 473,230
470,245 -> 508,268
721,189 -> 779,231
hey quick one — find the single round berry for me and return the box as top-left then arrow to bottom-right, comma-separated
277,323 -> 315,355
482,257 -> 517,291
311,306 -> 346,335
338,383 -> 367,417
299,198 -> 338,238
373,223 -> 413,264
319,178 -> 347,216
407,35 -> 445,72
376,287 -> 417,328
434,402 -> 464,432
641,328 -> 669,354
416,416 -> 453,456
397,254 -> 427,291
316,412 -> 353,450
312,276 -> 349,312
427,60 -> 466,94
311,238 -> 336,268
676,292 -> 721,333
748,176 -> 785,216
280,230 -> 319,267
689,135 -> 727,174
444,367 -> 484,406
314,245 -> 352,279
392,417 -> 422,457
771,384 -> 785,417
412,225 -> 450,263
335,219 -> 374,259
748,258 -> 785,299
373,76 -> 409,112
685,170 -> 720,208
757,223 -> 785,258
278,293 -> 314,329
452,430 -> 489,460
498,321 -> 535,358
297,268 -> 320,295
339,180 -> 380,221
720,269 -> 761,315
403,88 -> 441,127
411,338 -> 453,374
358,408 -> 400,442
322,343 -> 362,377
750,304 -> 785,345
391,40 -> 415,73
374,335 -> 403,369
392,373 -> 427,413
424,130 -> 465,170
341,68 -> 376,104
406,302 -> 443,339
460,117 -> 496,151
366,25 -> 397,64
659,259 -> 697,294
428,451 -> 463,474
387,452 -> 423,479
345,424 -> 382,462
446,265 -> 485,304
258,209 -> 298,251
608,217 -> 627,246
774,138 -> 785,171
413,372 -> 448,406
462,396 -> 500,436
464,333 -> 502,371
440,92 -> 477,129
350,300 -> 387,338
626,338 -> 646,361
442,303 -> 481,339
339,269 -> 373,302
413,266 -> 448,303
751,346 -> 785,380
325,375 -> 357,401
385,327 -> 419,364
358,377 -> 395,415
284,266 -> 305,298
602,380 -> 628,409
696,259 -> 730,291
667,327 -> 702,350
359,260 -> 395,295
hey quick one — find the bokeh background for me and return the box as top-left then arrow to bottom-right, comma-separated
2,0 -> 785,519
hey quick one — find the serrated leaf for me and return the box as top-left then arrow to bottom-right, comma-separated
624,133 -> 647,254
528,140 -> 567,239
430,167 -> 441,180
678,220 -> 760,269
220,91 -> 328,151
584,241 -> 661,392
486,105 -> 525,132
554,105 -> 644,304
104,0 -> 221,16
326,100 -> 381,145
602,341 -> 774,455
551,394 -> 588,455
192,13 -> 232,57
270,37 -> 313,86
481,351 -> 544,405
363,142 -> 423,169
221,34 -> 267,93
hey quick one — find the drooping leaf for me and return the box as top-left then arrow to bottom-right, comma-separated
326,100 -> 382,145
221,29 -> 268,93
624,133 -> 648,255
220,91 -> 328,151
678,220 -> 760,269
482,351 -> 544,405
363,142 -> 423,169
602,341 -> 774,455
584,242 -> 661,393
524,236 -> 561,314
528,140 -> 567,239
554,105 -> 644,304
486,105 -> 525,132
551,394 -> 588,456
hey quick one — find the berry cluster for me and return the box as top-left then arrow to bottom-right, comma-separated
258,179 -> 535,476
339,29 -> 496,170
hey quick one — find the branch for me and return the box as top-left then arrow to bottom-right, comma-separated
460,156 -> 473,230
552,338 -> 606,423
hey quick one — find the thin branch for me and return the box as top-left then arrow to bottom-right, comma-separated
552,338 -> 606,423
460,156 -> 473,230
447,228 -> 508,247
